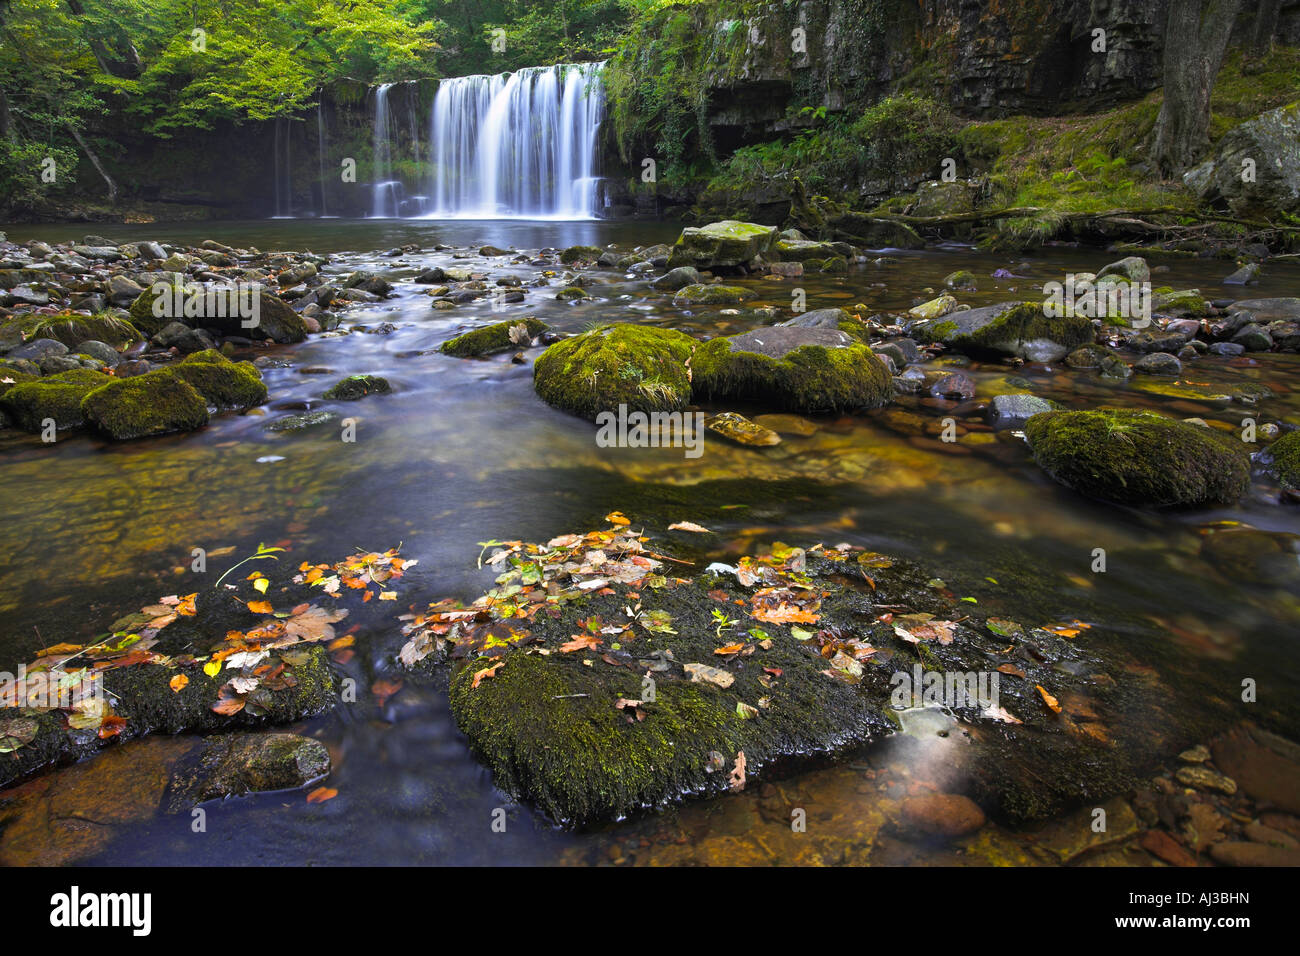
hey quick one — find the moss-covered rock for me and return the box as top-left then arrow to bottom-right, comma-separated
0,365 -> 37,399
672,284 -> 758,306
1024,409 -> 1251,507
559,245 -> 603,264
440,317 -> 549,357
174,352 -> 268,409
81,370 -> 211,440
555,286 -> 592,301
920,301 -> 1095,362
693,327 -> 893,413
404,525 -> 1154,827
774,238 -> 850,262
0,369 -> 107,432
322,374 -> 392,401
1268,430 -> 1300,493
666,220 -> 778,270
31,313 -> 141,349
534,324 -> 697,421
129,286 -> 307,342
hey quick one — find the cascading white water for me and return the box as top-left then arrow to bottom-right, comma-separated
370,83 -> 400,218
426,62 -> 605,219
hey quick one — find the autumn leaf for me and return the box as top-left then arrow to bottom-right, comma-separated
559,634 -> 602,653
471,661 -> 504,688
751,603 -> 819,625
371,678 -> 403,705
1037,684 -> 1062,714
996,663 -> 1026,678
169,674 -> 189,693
714,643 -> 745,655
728,751 -> 747,792
247,600 -> 273,615
253,577 -> 269,595
212,684 -> 246,716
604,511 -> 631,526
98,716 -> 127,739
307,787 -> 338,804
668,521 -> 712,533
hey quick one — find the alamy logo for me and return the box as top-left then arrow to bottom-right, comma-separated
0,664 -> 102,710
1042,274 -> 1151,328
150,278 -> 260,329
50,886 -> 151,936
595,403 -> 705,459
890,665 -> 1000,711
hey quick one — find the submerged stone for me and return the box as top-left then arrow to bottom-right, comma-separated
323,374 -> 392,401
917,301 -> 1094,363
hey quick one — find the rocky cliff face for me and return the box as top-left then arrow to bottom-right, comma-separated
689,0 -> 1169,151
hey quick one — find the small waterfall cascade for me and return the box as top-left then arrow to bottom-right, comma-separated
427,62 -> 606,219
316,101 -> 329,218
370,83 -> 399,218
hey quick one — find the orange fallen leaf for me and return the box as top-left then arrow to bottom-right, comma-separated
1037,684 -> 1062,713
307,787 -> 338,804
247,600 -> 273,615
559,634 -> 602,653
605,511 -> 631,526
169,674 -> 189,693
714,643 -> 745,655
97,715 -> 127,739
996,663 -> 1026,678
471,661 -> 505,688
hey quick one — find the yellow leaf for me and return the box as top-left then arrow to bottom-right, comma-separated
253,578 -> 269,594
202,659 -> 221,678
379,591 -> 397,601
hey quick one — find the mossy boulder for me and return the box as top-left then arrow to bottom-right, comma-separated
0,369 -> 108,432
405,526 -> 1153,828
559,245 -> 603,264
129,286 -> 307,342
323,374 -> 392,401
693,327 -> 893,414
0,365 -> 37,399
440,318 -> 549,357
672,284 -> 757,306
174,351 -> 268,409
1153,289 -> 1211,317
533,324 -> 697,421
774,239 -> 851,262
920,301 -> 1095,363
81,369 -> 211,440
777,307 -> 867,342
1024,409 -> 1251,507
1267,430 -> 1300,493
666,220 -> 777,270
31,313 -> 141,349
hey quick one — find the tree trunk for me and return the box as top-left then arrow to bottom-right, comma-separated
66,123 -> 118,203
65,0 -> 141,78
1150,0 -> 1244,178
1250,0 -> 1281,59
0,87 -> 16,145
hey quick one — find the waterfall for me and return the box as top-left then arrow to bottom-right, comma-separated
370,83 -> 399,218
426,62 -> 606,219
317,101 -> 329,218
273,116 -> 293,218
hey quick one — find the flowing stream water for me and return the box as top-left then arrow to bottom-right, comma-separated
1,218 -> 1298,865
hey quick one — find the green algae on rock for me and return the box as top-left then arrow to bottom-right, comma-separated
323,373 -> 392,401
1267,430 -> 1300,493
672,283 -> 758,306
693,327 -> 893,414
918,301 -> 1094,363
1024,409 -> 1251,507
533,323 -> 697,421
80,369 -> 211,440
440,317 -> 549,357
666,220 -> 778,270
174,350 -> 268,409
0,368 -> 108,432
31,313 -> 142,349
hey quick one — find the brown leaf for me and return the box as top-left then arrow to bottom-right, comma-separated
728,751 -> 747,792
471,661 -> 505,688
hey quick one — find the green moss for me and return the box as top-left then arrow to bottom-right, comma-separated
559,245 -> 603,264
931,302 -> 1095,361
128,289 -> 174,337
440,318 -> 549,357
81,369 -> 211,440
692,338 -> 893,413
555,286 -> 592,301
0,366 -> 37,398
31,313 -> 141,348
322,374 -> 391,401
1024,409 -> 1251,507
671,284 -> 757,306
174,356 -> 268,409
1269,430 -> 1300,492
0,369 -> 107,432
533,324 -> 697,421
